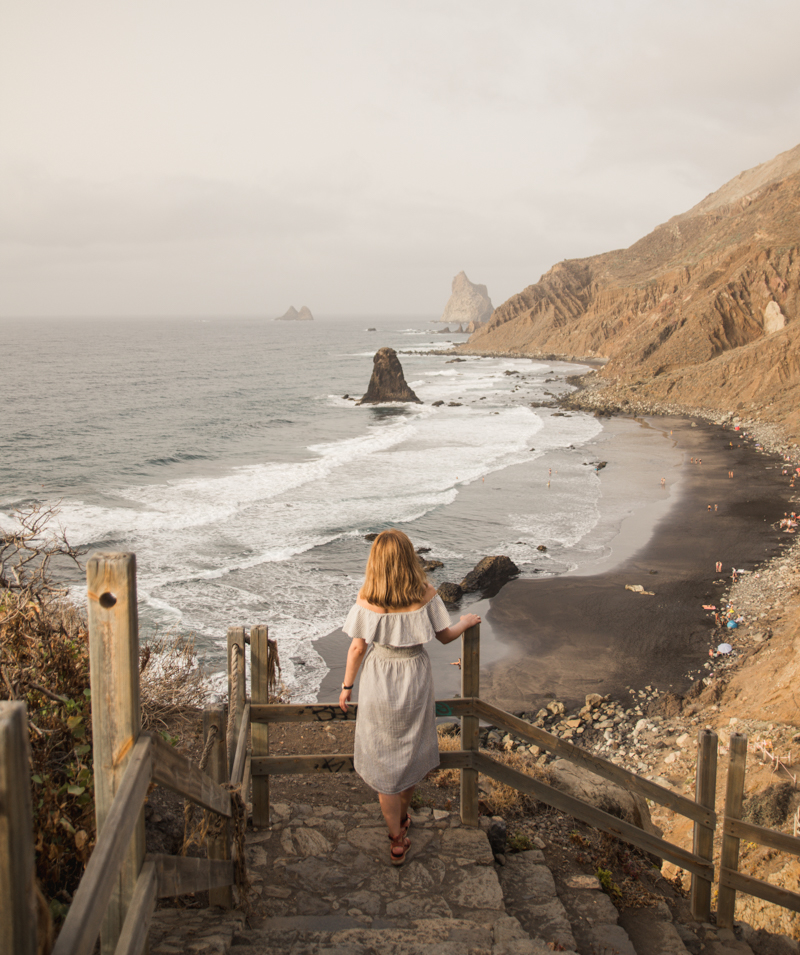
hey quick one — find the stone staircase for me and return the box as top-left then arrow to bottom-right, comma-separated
147,802 -> 776,955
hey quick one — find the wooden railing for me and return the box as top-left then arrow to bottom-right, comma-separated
717,733 -> 800,927
4,551 -> 800,952
249,624 -> 721,921
0,554 -> 250,955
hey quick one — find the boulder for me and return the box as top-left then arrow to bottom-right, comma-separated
460,556 -> 519,594
357,348 -> 422,405
440,271 -> 494,327
548,759 -> 662,845
275,305 -> 314,321
437,582 -> 463,604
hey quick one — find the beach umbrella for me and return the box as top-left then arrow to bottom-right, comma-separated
717,643 -> 733,654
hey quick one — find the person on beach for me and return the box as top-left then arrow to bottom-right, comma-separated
339,529 -> 480,865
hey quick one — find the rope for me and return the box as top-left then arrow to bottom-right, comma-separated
226,642 -> 242,762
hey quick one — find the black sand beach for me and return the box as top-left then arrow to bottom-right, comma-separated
316,416 -> 792,712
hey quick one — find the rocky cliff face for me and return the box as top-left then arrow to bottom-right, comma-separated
275,305 -> 314,321
441,271 -> 494,327
358,347 -> 422,404
463,144 -> 800,439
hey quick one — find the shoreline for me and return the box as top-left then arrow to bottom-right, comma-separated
315,413 -> 793,711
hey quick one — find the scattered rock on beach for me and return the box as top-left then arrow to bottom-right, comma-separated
358,347 -> 422,405
461,555 -> 520,593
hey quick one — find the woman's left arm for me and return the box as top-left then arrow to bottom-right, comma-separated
339,637 -> 368,712
435,613 -> 481,645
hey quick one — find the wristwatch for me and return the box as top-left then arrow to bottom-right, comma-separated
342,682 -> 354,690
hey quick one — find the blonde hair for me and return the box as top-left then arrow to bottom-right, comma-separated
359,529 -> 429,610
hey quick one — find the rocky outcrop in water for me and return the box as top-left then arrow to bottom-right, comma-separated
460,555 -> 520,594
275,305 -> 314,321
463,143 -> 800,441
357,347 -> 422,404
441,271 -> 494,327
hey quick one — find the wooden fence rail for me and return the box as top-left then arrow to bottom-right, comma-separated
717,733 -> 800,927
248,623 -> 719,921
6,552 -> 800,950
0,701 -> 38,955
50,554 -> 249,955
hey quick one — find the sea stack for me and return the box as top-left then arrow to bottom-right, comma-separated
275,305 -> 314,321
441,271 -> 494,328
358,347 -> 422,404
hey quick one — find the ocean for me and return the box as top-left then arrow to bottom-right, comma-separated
0,315 -> 683,700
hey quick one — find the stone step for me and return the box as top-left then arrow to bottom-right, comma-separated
229,914 -> 566,955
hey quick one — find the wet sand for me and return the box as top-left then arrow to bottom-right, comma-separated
316,416 -> 791,711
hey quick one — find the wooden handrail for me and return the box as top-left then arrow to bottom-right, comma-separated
0,702 -> 38,955
249,697 -> 475,724
149,732 -> 233,817
52,736 -> 153,955
720,868 -> 800,915
230,703 -> 251,787
473,699 -> 715,828
472,752 -> 714,880
251,749 -> 473,777
724,816 -> 800,857
113,860 -> 157,955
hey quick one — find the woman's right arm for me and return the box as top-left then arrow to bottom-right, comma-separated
435,613 -> 481,646
339,637 -> 368,712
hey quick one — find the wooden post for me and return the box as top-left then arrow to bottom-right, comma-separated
226,628 -> 246,776
250,625 -> 270,828
460,623 -> 480,827
204,707 -> 232,909
0,702 -> 38,955
87,552 -> 146,955
717,732 -> 748,929
690,728 -> 718,921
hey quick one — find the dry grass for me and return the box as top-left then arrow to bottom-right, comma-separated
139,629 -> 208,739
431,725 -> 553,818
1,505 -> 212,927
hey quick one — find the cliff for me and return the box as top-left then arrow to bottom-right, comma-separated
441,271 -> 494,328
463,143 -> 800,441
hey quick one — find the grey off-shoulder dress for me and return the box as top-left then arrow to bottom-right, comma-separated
342,595 -> 452,794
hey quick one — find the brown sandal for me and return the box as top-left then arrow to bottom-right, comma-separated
400,813 -> 412,835
389,832 -> 410,866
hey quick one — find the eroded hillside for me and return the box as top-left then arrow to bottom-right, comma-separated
464,144 -> 800,440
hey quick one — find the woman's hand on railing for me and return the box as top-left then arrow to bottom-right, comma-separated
461,614 -> 481,630
339,687 -> 352,713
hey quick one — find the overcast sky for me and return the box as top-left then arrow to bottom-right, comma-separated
2,1 -> 799,320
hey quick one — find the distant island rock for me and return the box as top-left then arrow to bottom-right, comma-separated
440,271 -> 494,329
357,347 -> 422,405
275,305 -> 314,321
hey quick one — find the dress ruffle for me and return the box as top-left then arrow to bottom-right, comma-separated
342,595 -> 451,646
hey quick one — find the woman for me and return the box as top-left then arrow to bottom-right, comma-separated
339,529 -> 480,865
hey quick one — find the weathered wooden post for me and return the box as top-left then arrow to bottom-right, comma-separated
203,707 -> 232,909
460,623 -> 480,827
250,625 -> 270,828
226,627 -> 246,776
717,733 -> 748,929
690,728 -> 718,921
0,702 -> 38,955
87,552 -> 146,955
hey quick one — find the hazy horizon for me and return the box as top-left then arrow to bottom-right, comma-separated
3,1 -> 799,320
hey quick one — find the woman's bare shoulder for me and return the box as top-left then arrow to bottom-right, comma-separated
424,584 -> 438,602
356,596 -> 386,614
